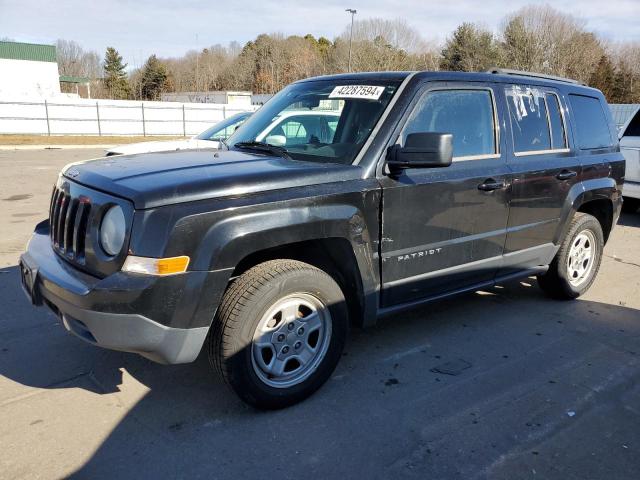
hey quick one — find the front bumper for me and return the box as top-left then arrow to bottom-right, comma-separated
20,221 -> 231,364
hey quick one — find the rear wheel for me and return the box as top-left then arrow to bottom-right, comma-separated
537,213 -> 604,299
209,259 -> 348,409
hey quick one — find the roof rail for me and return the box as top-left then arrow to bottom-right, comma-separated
485,68 -> 584,85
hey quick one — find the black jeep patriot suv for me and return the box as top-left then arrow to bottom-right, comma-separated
20,69 -> 624,408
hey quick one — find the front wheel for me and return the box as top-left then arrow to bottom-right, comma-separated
209,259 -> 348,409
537,213 -> 604,299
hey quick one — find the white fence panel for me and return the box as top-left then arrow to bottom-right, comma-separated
0,97 -> 258,136
0,101 -> 49,134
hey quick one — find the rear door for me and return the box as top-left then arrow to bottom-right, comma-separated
500,84 -> 581,274
379,83 -> 511,306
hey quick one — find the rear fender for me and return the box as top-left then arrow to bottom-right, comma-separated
555,178 -> 620,244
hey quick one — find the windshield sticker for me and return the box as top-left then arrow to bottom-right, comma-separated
329,85 -> 385,100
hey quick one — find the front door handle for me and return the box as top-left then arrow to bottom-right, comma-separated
478,179 -> 506,191
556,170 -> 577,180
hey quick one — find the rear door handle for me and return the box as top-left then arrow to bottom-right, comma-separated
556,170 -> 577,180
478,179 -> 506,191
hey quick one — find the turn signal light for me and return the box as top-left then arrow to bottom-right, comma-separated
122,255 -> 190,276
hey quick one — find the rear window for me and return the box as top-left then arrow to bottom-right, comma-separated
569,94 -> 613,149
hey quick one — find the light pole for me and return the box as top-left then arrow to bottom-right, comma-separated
345,8 -> 357,72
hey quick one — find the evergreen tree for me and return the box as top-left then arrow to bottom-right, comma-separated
588,55 -> 616,102
502,16 -> 536,71
612,63 -> 632,104
140,54 -> 168,100
103,47 -> 129,99
440,23 -> 501,72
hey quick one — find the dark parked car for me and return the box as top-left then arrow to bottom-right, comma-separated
20,69 -> 624,408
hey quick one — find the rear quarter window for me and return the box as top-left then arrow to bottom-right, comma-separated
569,94 -> 613,149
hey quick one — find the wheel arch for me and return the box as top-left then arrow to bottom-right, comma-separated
231,238 -> 367,327
557,178 -> 621,245
191,206 -> 380,328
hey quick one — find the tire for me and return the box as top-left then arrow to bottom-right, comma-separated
537,212 -> 604,300
622,197 -> 640,213
209,259 -> 348,409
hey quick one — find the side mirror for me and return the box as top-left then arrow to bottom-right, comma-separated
386,132 -> 453,172
265,134 -> 287,147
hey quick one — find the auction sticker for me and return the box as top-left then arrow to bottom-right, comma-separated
329,85 -> 385,100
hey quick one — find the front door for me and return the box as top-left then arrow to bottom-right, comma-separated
379,84 -> 511,306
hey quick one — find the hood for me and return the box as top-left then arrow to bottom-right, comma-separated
62,149 -> 362,209
106,138 -> 218,155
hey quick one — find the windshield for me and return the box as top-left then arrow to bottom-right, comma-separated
196,112 -> 251,141
227,80 -> 401,164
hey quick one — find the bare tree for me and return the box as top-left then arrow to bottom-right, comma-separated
56,39 -> 101,78
499,5 -> 604,83
342,18 -> 427,53
335,18 -> 438,72
48,8 -> 640,102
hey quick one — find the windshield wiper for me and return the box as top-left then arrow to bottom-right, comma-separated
234,141 -> 291,159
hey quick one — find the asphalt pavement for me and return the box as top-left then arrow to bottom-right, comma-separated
1,148 -> 639,479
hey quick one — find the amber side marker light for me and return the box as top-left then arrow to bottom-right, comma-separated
122,255 -> 190,276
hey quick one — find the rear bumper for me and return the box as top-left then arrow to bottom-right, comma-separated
20,221 -> 232,364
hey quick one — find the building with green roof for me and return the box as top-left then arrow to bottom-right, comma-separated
0,41 -> 62,99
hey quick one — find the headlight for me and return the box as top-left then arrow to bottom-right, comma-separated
100,205 -> 126,256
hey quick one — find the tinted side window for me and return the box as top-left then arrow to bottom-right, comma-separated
546,94 -> 567,149
402,89 -> 496,158
507,87 -> 551,152
569,94 -> 612,149
209,118 -> 246,140
625,113 -> 640,137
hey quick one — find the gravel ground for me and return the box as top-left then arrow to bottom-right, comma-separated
1,149 -> 639,479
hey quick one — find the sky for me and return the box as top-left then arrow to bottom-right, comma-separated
1,0 -> 638,67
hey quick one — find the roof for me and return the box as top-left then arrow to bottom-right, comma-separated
298,71 -> 413,83
59,75 -> 90,83
297,70 -> 598,92
609,104 -> 640,129
485,68 -> 583,85
0,41 -> 56,63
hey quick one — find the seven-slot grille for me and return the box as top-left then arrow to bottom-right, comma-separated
49,186 -> 91,262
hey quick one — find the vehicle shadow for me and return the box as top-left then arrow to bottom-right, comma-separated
619,210 -> 640,227
1,264 -> 640,479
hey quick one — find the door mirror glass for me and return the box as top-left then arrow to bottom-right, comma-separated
265,134 -> 287,147
387,132 -> 453,171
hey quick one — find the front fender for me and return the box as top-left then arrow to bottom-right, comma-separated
192,204 -> 370,271
129,180 -> 383,327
